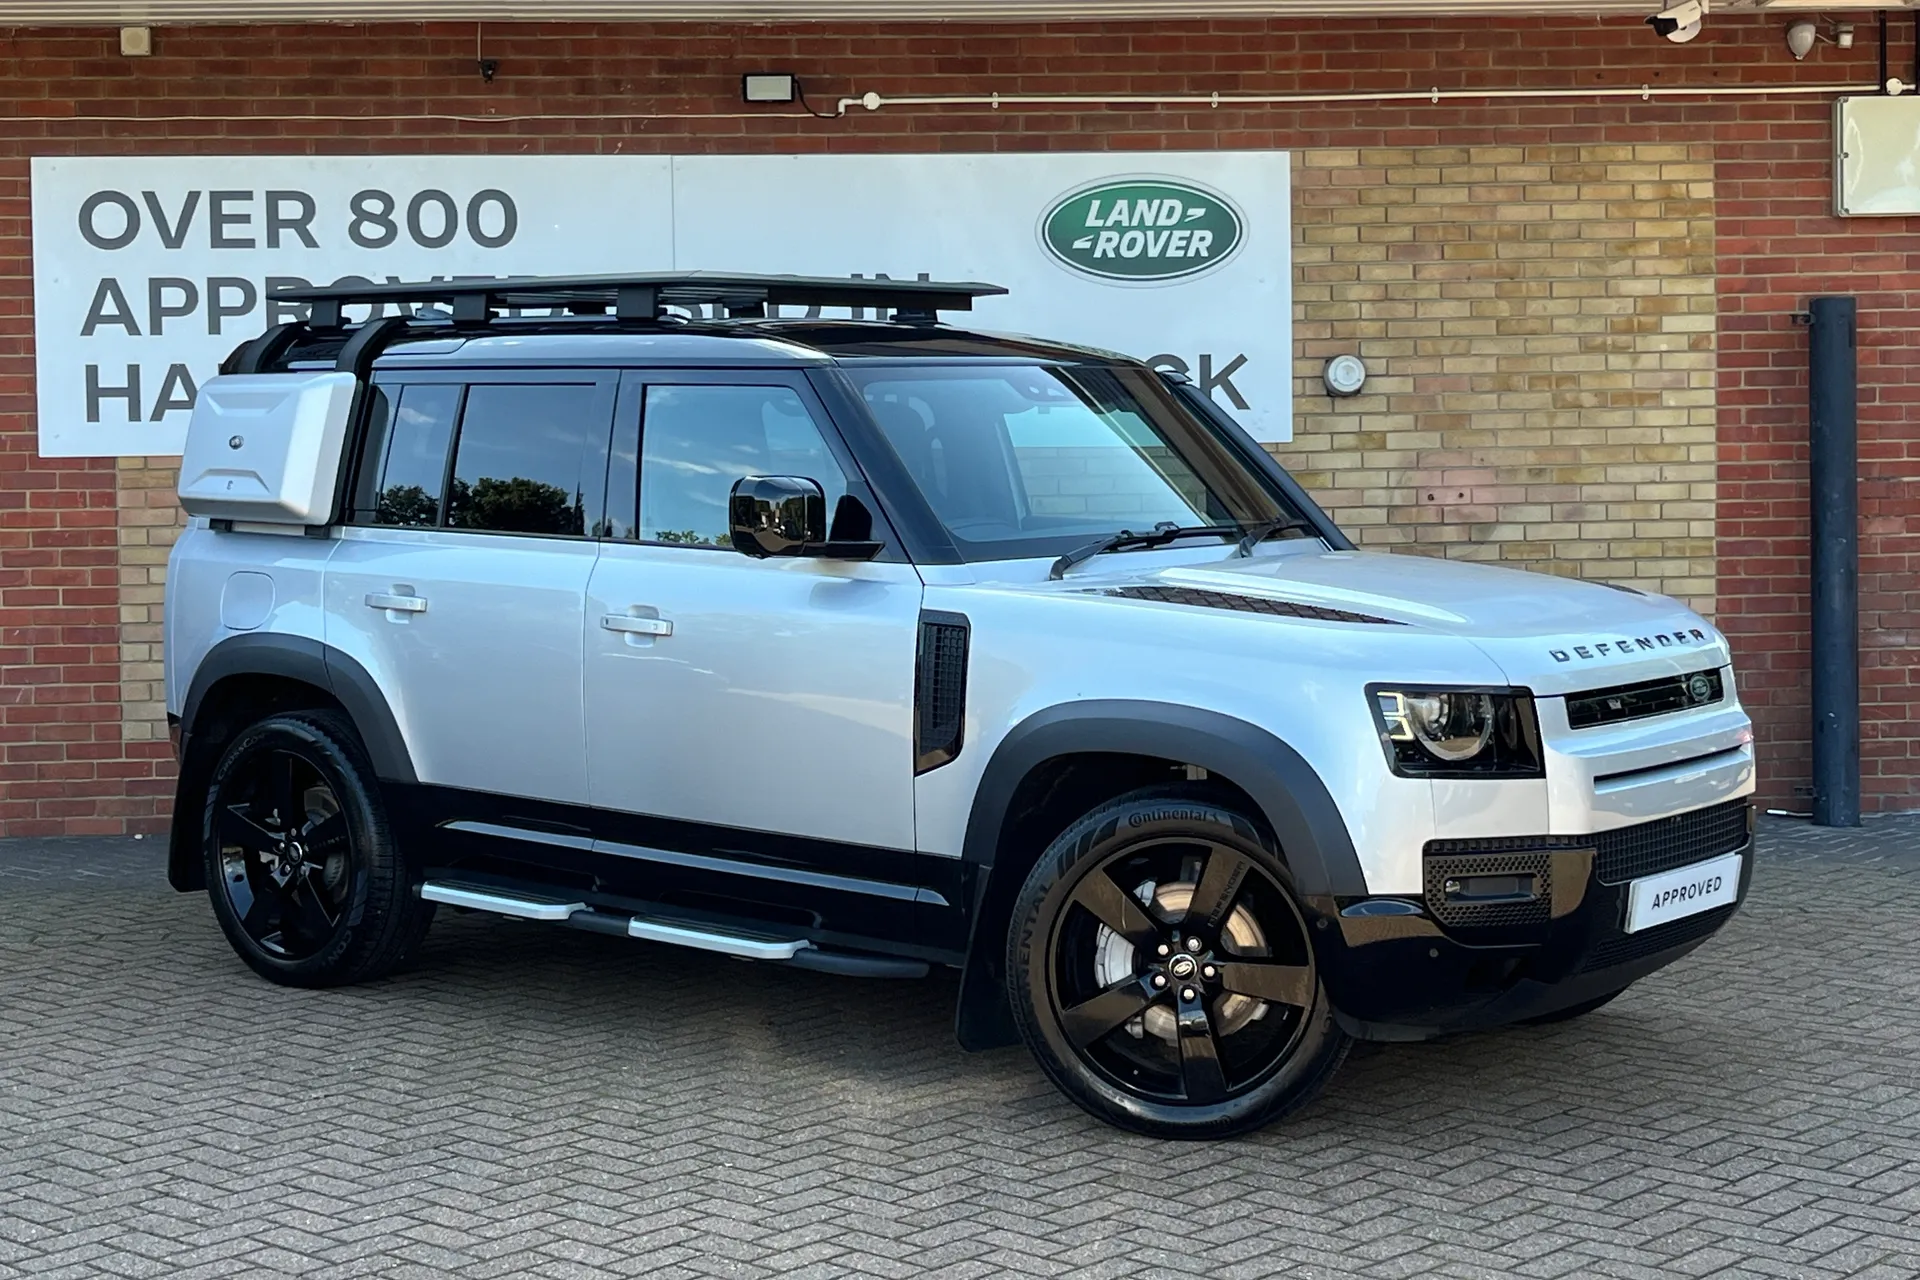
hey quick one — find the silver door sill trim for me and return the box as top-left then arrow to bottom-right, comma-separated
442,819 -> 595,852
420,881 -> 586,921
626,917 -> 810,961
594,836 -> 933,904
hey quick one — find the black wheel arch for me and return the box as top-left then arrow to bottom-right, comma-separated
953,700 -> 1366,1050
169,634 -> 415,893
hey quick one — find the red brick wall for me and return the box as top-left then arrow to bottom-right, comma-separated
0,14 -> 1913,832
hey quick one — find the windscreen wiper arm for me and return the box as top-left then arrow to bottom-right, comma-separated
1049,523 -> 1242,581
1235,514 -> 1315,557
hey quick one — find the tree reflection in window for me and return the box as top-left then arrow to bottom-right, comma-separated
445,476 -> 584,536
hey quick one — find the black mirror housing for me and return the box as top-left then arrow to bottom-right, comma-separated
729,476 -> 827,557
728,477 -> 887,561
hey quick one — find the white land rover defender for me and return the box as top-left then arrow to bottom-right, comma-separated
165,274 -> 1756,1138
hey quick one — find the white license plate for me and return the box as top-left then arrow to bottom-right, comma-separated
1625,852 -> 1742,934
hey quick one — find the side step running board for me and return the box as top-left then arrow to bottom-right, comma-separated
416,879 -> 928,978
421,881 -> 586,921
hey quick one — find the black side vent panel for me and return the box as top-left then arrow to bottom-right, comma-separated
1103,586 -> 1403,625
914,611 -> 970,775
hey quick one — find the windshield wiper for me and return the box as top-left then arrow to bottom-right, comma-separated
1235,514 -> 1315,557
1049,522 -> 1241,581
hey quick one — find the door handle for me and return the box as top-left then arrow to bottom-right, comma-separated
601,613 -> 672,638
365,592 -> 427,614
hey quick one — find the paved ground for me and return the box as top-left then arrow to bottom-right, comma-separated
1,818 -> 1917,1280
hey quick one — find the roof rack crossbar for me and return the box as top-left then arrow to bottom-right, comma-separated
272,272 -> 1008,328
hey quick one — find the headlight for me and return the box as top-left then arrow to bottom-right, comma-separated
1370,686 -> 1544,778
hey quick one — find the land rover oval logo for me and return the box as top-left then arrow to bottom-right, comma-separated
1040,179 -> 1243,282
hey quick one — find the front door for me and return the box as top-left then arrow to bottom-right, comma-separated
582,371 -> 924,927
325,370 -> 615,807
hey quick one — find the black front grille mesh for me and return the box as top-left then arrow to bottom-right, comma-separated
1423,852 -> 1551,928
1104,586 -> 1403,625
1593,800 -> 1749,884
1580,905 -> 1735,972
1567,668 -> 1725,730
1426,801 -> 1749,886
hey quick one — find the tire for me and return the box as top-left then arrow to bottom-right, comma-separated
1520,987 -> 1628,1026
201,709 -> 432,988
1006,787 -> 1350,1139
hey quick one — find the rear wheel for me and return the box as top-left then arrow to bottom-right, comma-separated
1007,788 -> 1349,1139
201,710 -> 431,988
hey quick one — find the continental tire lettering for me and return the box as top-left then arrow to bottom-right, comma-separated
1128,808 -> 1217,828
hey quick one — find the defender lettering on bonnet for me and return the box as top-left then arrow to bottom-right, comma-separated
1040,179 -> 1243,282
1550,629 -> 1709,663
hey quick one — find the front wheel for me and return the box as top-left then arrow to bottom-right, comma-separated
201,709 -> 431,988
1007,788 -> 1350,1139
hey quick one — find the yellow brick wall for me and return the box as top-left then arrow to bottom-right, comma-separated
1282,142 -> 1718,615
113,142 -> 1720,740
116,458 -> 185,745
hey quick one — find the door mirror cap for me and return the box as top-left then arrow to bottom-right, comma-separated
730,475 -> 826,558
728,476 -> 885,560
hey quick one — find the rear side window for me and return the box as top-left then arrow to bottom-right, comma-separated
445,383 -> 601,536
350,380 -> 606,536
352,383 -> 460,526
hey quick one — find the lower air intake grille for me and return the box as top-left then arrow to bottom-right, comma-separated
1105,585 -> 1402,625
1423,852 -> 1552,928
1593,800 -> 1749,884
1580,905 -> 1735,973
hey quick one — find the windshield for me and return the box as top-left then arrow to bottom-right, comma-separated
847,362 -> 1294,563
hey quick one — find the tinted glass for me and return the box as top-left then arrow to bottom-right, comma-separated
850,364 -> 1282,562
638,385 -> 847,547
444,383 -> 599,536
353,382 -> 460,527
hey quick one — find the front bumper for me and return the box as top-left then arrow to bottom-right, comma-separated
1317,801 -> 1754,1040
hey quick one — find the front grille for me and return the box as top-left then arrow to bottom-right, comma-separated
1423,852 -> 1551,928
1579,904 -> 1735,972
1566,668 -> 1725,730
1593,800 -> 1749,884
1104,586 -> 1403,625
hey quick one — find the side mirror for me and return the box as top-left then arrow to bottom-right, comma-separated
729,476 -> 826,558
728,476 -> 887,561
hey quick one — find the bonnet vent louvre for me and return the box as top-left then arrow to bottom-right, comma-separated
1103,585 -> 1402,625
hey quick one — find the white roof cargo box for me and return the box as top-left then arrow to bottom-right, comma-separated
177,372 -> 357,525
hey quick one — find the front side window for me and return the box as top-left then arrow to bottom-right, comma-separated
847,363 -> 1286,562
637,384 -> 848,547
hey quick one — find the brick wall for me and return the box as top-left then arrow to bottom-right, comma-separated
0,14 -> 1914,830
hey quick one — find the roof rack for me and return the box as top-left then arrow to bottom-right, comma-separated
271,272 -> 1010,329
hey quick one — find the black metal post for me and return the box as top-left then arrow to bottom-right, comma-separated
1807,296 -> 1861,827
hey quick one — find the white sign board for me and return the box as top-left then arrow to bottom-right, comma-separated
30,152 -> 1291,457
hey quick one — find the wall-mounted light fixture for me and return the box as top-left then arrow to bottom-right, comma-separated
119,26 -> 151,57
743,73 -> 798,105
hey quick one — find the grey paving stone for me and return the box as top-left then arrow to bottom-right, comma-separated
0,817 -> 1917,1277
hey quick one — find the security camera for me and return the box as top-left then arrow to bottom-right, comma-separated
1786,19 -> 1817,59
1647,0 -> 1704,43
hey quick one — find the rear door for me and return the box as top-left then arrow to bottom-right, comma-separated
582,370 -> 925,926
324,369 -> 615,806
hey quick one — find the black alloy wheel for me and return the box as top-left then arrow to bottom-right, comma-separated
202,710 -> 431,987
1008,788 -> 1349,1138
